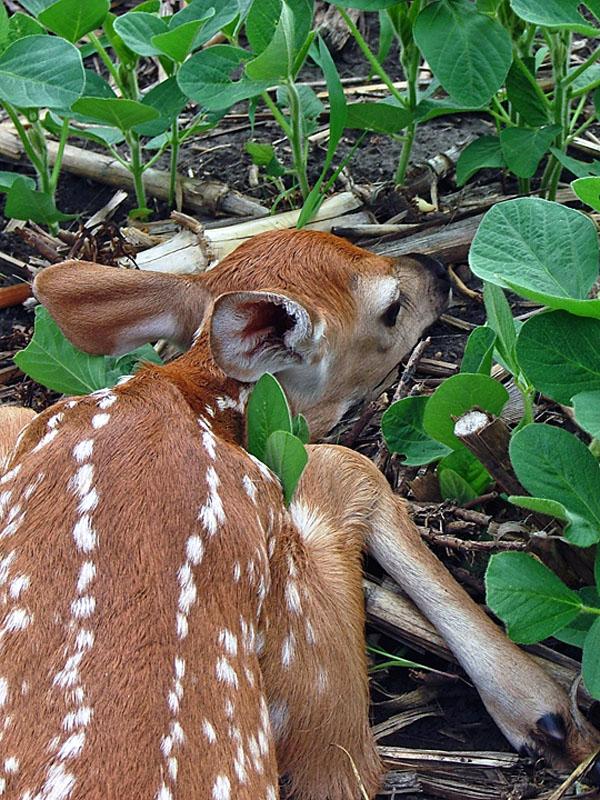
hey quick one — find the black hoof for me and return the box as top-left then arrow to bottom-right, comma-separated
585,757 -> 600,787
536,713 -> 567,745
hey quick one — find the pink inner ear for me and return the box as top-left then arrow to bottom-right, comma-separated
241,300 -> 296,355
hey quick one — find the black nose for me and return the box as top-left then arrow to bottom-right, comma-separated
406,252 -> 450,285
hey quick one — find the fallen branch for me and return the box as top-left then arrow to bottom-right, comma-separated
0,125 -> 268,218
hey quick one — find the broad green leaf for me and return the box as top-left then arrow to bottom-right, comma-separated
113,11 -> 167,56
550,147 -> 600,178
245,141 -> 286,176
292,413 -> 310,444
583,617 -> 600,698
509,0 -> 598,35
19,0 -> 55,14
596,549 -> 600,593
170,0 -> 239,47
382,396 -> 452,466
0,3 -> 8,52
38,0 -> 109,42
569,63 -> 600,94
486,552 -> 583,643
313,36 -> 345,164
573,391 -> 600,439
499,125 -> 560,179
517,311 -> 600,403
71,97 -> 159,131
135,77 -> 187,137
5,178 -> 74,225
554,587 -> 600,649
325,0 -> 398,7
470,198 -> 599,315
438,468 -> 477,504
505,58 -> 550,126
152,19 -> 207,62
572,177 -> 600,213
264,430 -> 308,504
456,136 -> 504,187
414,0 -> 512,107
246,1 -> 295,81
423,373 -> 508,450
246,372 -> 293,462
178,45 -> 269,111
44,111 -> 124,147
414,97 -> 485,123
0,35 -> 84,109
510,424 -> 600,546
0,171 -> 36,192
483,283 -> 518,373
438,448 -> 491,497
346,101 -> 412,134
13,306 -> 160,395
508,495 -> 568,520
246,0 -> 312,55
6,13 -> 44,48
461,326 -> 496,375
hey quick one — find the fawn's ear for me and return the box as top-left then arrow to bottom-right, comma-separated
34,261 -> 209,356
210,290 -> 326,382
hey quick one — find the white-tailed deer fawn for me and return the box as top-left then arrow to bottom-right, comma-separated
0,230 -> 598,800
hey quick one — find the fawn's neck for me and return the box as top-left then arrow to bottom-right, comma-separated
152,329 -> 248,445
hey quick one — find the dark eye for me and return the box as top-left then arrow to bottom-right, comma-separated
381,300 -> 401,328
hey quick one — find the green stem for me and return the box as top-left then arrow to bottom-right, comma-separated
394,122 -> 416,185
337,6 -> 408,108
168,119 -> 180,209
567,114 -> 597,143
564,43 -> 600,87
285,81 -> 310,200
262,91 -> 294,139
88,32 -> 128,96
570,75 -> 600,100
31,120 -> 51,194
49,116 -> 70,197
580,605 -> 600,616
3,104 -> 45,180
127,132 -> 147,209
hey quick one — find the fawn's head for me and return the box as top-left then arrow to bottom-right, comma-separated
34,229 -> 449,437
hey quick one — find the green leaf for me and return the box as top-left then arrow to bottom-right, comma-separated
346,100 -> 412,134
483,283 -> 518,373
245,141 -> 286,176
550,147 -> 600,179
13,306 -> 160,395
510,424 -> 600,546
382,396 -> 452,466
461,326 -> 496,375
505,57 -> 550,126
246,0 -> 312,55
438,448 -> 491,498
423,373 -> 509,450
246,372 -> 293,462
19,0 -> 55,14
38,0 -> 109,42
0,3 -> 8,53
414,97 -> 485,122
499,125 -> 560,179
509,0 -> 598,35
113,11 -> 168,56
485,552 -> 583,643
6,13 -> 44,48
324,0 -> 398,7
596,549 -> 600,593
135,77 -> 187,137
414,0 -> 512,107
438,468 -> 478,504
517,311 -> 600,404
292,413 -> 310,444
264,430 -> 308,505
71,97 -> 159,131
152,19 -> 207,62
0,171 -> 36,192
572,177 -> 600,213
170,0 -> 239,48
178,45 -> 269,111
583,617 -> 600,698
246,1 -> 295,81
573,391 -> 600,439
0,34 -> 84,109
469,198 -> 600,316
508,495 -> 569,520
4,178 -> 75,225
554,587 -> 600,649
456,136 -> 504,187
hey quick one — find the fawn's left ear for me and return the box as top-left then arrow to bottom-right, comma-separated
34,261 -> 210,356
209,290 -> 326,382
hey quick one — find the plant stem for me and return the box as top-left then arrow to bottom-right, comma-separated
168,119 -> 180,209
395,39 -> 420,185
285,81 -> 310,200
337,6 -> 408,108
88,32 -> 128,96
3,104 -> 45,180
261,92 -> 293,139
563,43 -> 600,87
49,116 -> 70,197
127,132 -> 147,209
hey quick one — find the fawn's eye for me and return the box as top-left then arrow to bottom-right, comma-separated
381,300 -> 401,328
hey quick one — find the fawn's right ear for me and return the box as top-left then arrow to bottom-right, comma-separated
33,261 -> 209,355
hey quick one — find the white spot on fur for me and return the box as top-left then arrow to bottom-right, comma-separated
269,701 -> 288,742
72,516 -> 97,553
91,413 -> 110,430
58,731 -> 85,760
305,619 -> 316,645
41,763 -> 75,799
176,613 -> 188,639
218,629 -> 237,656
212,775 -> 231,800
289,501 -> 327,543
285,582 -> 301,615
71,596 -> 95,619
8,574 -> 29,600
47,412 -> 64,429
77,562 -> 96,594
97,394 -> 117,411
168,757 -> 178,781
0,465 -> 20,485
156,783 -> 173,800
242,475 -> 257,502
0,678 -> 8,706
73,440 -> 94,463
266,786 -> 277,800
198,466 -> 225,536
4,756 -> 18,773
63,707 -> 92,732
232,561 -> 241,582
2,607 -> 32,632
185,535 -> 203,566
281,633 -> 295,668
32,429 -> 58,453
216,657 -> 238,688
202,720 -> 217,744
